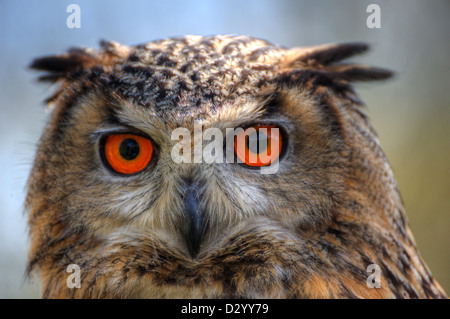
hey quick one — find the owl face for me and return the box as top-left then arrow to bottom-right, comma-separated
27,35 -> 446,298
51,84 -> 343,259
29,36 -> 356,258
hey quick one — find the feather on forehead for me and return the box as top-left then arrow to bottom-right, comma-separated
30,35 -> 392,110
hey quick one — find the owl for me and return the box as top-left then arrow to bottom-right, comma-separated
27,35 -> 447,298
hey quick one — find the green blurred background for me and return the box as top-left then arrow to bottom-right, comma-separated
0,0 -> 448,298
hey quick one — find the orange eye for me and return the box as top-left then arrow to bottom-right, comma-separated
234,125 -> 283,167
103,134 -> 154,175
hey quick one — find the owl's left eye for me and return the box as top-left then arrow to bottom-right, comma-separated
101,133 -> 154,175
234,125 -> 283,167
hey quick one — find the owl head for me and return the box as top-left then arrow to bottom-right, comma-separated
26,35 -> 445,298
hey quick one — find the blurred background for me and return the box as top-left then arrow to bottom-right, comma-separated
0,0 -> 448,298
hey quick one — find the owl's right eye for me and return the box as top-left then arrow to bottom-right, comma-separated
101,133 -> 154,175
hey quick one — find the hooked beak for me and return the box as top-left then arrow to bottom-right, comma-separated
181,181 -> 206,259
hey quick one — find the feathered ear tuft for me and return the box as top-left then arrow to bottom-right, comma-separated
326,63 -> 393,82
29,41 -> 130,105
278,42 -> 393,93
29,48 -> 99,83
283,42 -> 370,67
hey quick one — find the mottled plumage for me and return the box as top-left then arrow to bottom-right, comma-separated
27,35 -> 446,298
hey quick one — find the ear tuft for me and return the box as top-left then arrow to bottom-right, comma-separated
327,63 -> 394,82
29,41 -> 130,105
29,48 -> 98,83
283,42 -> 370,67
280,42 -> 393,88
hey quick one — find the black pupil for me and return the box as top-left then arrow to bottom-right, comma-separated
119,138 -> 140,160
247,131 -> 268,153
